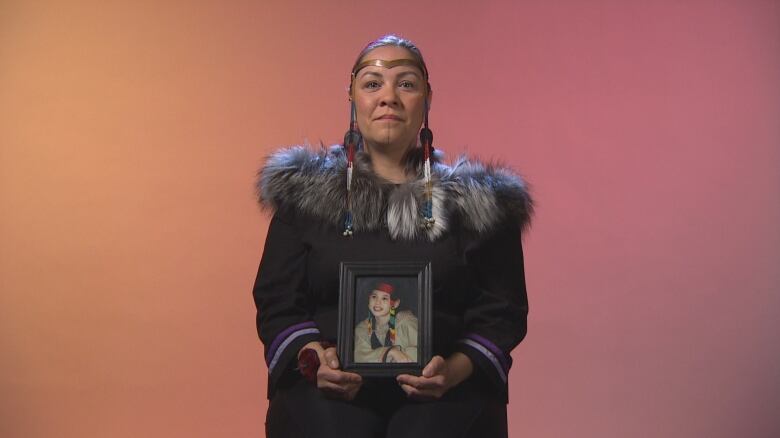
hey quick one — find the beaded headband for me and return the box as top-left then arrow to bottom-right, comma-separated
351,58 -> 429,82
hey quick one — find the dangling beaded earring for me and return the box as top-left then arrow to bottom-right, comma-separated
420,91 -> 435,229
388,305 -> 397,344
343,100 -> 361,237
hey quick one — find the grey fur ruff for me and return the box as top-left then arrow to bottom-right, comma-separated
257,145 -> 533,241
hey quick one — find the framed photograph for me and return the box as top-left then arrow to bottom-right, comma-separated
337,261 -> 432,377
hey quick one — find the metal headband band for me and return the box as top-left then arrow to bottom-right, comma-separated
351,58 -> 428,79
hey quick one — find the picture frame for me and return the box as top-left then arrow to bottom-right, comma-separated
337,261 -> 432,377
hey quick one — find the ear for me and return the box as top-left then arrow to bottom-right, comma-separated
426,83 -> 433,108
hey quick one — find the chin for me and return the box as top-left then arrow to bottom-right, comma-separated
365,136 -> 414,152
367,135 -> 399,146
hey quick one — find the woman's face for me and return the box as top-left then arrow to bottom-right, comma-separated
351,46 -> 429,154
368,290 -> 398,318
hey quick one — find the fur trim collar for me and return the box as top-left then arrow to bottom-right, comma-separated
257,145 -> 533,241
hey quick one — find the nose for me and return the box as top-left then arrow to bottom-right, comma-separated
378,85 -> 400,107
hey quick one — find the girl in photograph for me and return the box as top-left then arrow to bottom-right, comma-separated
354,282 -> 418,363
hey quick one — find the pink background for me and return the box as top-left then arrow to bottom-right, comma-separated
2,1 -> 778,437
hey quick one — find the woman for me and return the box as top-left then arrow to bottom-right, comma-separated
354,282 -> 418,364
253,34 -> 532,437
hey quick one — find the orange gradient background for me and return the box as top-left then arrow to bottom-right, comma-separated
2,1 -> 779,437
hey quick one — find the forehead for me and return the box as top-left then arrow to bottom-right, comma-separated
371,290 -> 391,297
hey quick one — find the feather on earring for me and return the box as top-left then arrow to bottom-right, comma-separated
343,100 -> 361,236
420,94 -> 435,229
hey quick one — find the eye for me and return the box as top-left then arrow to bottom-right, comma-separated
399,80 -> 417,89
363,80 -> 381,90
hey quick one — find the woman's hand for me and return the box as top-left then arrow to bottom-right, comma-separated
299,342 -> 362,400
396,352 -> 473,400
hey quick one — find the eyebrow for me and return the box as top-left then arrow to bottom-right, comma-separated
358,70 -> 422,80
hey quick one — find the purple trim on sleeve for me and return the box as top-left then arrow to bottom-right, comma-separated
458,339 -> 507,383
268,327 -> 320,376
464,333 -> 510,373
266,321 -> 318,364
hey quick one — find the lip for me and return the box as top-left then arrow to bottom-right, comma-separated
375,114 -> 403,121
373,307 -> 383,312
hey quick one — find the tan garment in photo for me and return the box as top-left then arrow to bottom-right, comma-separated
354,310 -> 418,363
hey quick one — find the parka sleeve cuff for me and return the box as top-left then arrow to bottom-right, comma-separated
455,333 -> 512,401
265,321 -> 321,397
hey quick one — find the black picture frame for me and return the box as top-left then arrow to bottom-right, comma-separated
337,261 -> 432,377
